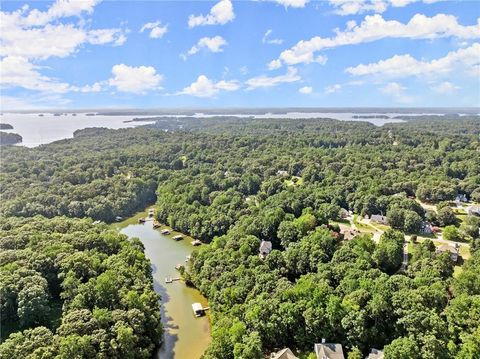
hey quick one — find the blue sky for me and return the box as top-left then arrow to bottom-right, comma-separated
1,0 -> 479,109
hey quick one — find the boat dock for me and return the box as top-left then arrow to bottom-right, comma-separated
165,277 -> 181,283
192,303 -> 210,317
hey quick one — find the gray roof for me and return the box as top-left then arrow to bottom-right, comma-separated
367,349 -> 384,359
259,240 -> 273,254
314,343 -> 345,359
437,244 -> 458,254
272,348 -> 299,359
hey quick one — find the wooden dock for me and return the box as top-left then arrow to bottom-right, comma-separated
165,277 -> 181,283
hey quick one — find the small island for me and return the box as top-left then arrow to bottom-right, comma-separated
0,123 -> 14,130
0,131 -> 22,146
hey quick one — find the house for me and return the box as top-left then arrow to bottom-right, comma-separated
370,214 -> 388,225
277,170 -> 289,176
455,194 -> 468,203
367,349 -> 384,359
468,206 -> 480,217
259,240 -> 273,259
436,244 -> 459,262
420,222 -> 433,234
314,341 -> 345,359
340,228 -> 358,241
271,348 -> 298,359
339,208 -> 349,219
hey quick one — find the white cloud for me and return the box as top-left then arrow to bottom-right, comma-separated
0,1 -> 127,60
246,67 -> 301,90
262,29 -> 283,45
381,82 -> 413,103
108,64 -> 163,93
88,29 -> 126,46
274,13 -> 480,66
268,59 -> 282,70
0,56 -> 71,93
431,81 -> 460,94
346,43 -> 480,78
187,36 -> 228,56
188,0 -> 234,28
329,0 -> 387,15
179,75 -> 240,97
240,66 -> 249,75
325,84 -> 342,94
265,0 -> 310,8
140,21 -> 168,39
299,86 -> 313,94
21,0 -> 100,26
328,0 -> 445,16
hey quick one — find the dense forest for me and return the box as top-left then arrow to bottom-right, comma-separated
0,216 -> 162,358
1,116 -> 479,358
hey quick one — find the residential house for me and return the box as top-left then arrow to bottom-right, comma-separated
455,194 -> 468,203
420,222 -> 433,234
370,214 -> 388,225
314,341 -> 345,359
277,170 -> 289,176
340,228 -> 358,241
259,240 -> 273,259
271,348 -> 298,359
367,349 -> 384,359
436,244 -> 459,262
468,206 -> 480,217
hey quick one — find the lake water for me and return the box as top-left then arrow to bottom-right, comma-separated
1,111 -> 450,147
112,209 -> 211,359
0,113 -> 155,147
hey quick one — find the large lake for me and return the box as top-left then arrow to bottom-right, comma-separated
112,209 -> 211,359
0,113 -> 155,147
0,111 -> 440,147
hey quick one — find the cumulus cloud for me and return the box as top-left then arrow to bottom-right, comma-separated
268,59 -> 282,70
328,0 -> 444,15
0,56 -> 71,93
262,30 -> 283,45
381,82 -> 413,103
188,0 -> 234,28
264,0 -> 310,8
325,84 -> 342,94
273,14 -> 480,67
186,36 -> 228,57
346,43 -> 480,78
246,67 -> 301,89
19,0 -> 100,26
431,81 -> 460,94
299,86 -> 313,94
0,0 -> 130,96
179,75 -> 240,97
108,64 -> 163,93
140,21 -> 168,39
0,1 -> 127,60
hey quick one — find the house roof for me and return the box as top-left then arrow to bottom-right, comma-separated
367,349 -> 384,359
260,240 -> 273,253
437,244 -> 458,254
272,348 -> 299,359
314,343 -> 345,359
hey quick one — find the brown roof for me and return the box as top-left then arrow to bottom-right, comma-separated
314,343 -> 345,359
272,348 -> 299,359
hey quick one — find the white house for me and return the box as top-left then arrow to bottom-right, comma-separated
259,240 -> 273,259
